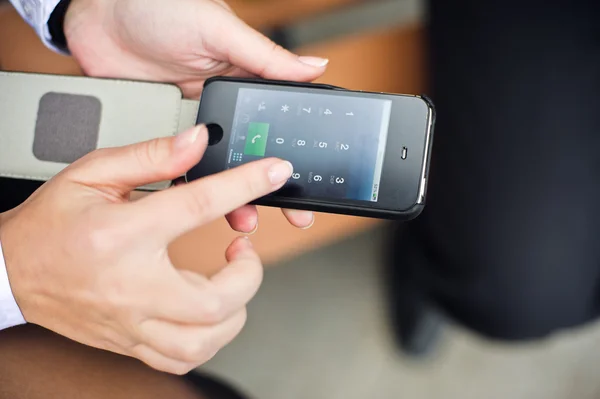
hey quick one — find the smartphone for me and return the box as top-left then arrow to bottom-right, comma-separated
186,77 -> 435,220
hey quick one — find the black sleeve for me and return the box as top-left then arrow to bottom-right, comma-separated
47,0 -> 72,52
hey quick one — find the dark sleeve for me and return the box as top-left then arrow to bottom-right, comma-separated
47,0 -> 71,52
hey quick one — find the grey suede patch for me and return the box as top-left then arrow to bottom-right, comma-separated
33,92 -> 102,164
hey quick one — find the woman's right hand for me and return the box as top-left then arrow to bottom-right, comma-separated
0,125 -> 293,374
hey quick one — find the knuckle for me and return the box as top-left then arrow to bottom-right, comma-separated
134,138 -> 167,169
234,165 -> 267,198
134,344 -> 193,376
171,363 -> 194,376
258,41 -> 285,76
102,277 -> 133,312
156,359 -> 192,376
167,340 -> 198,363
199,297 -> 225,324
160,338 -> 213,367
75,215 -> 135,311
86,228 -> 116,254
188,339 -> 216,364
180,188 -> 214,220
83,215 -> 123,254
241,173 -> 263,197
269,42 -> 285,56
230,309 -> 248,339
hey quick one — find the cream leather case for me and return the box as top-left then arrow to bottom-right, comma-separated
0,71 -> 199,191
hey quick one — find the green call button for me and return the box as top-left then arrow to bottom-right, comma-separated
244,122 -> 270,157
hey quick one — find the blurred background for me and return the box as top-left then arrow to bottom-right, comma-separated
2,0 -> 600,398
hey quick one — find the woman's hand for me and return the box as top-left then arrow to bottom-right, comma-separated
63,0 -> 326,230
0,125 -> 292,374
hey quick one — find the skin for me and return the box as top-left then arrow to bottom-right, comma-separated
1,126 -> 297,375
63,0 -> 329,231
0,0 -> 330,374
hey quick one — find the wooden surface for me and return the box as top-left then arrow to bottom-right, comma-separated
0,325 -> 213,399
0,3 -> 82,74
0,2 -> 425,275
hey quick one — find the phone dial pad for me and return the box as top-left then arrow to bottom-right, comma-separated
228,88 -> 390,202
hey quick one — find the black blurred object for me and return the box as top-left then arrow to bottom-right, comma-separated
0,178 -> 43,212
47,0 -> 71,52
185,372 -> 252,399
387,0 -> 600,353
384,223 -> 444,357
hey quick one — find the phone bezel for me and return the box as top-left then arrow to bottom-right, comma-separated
186,77 -> 435,218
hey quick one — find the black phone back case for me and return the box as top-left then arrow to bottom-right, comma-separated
194,76 -> 436,221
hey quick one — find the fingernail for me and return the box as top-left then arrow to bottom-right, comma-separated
298,56 -> 329,68
248,220 -> 259,235
287,210 -> 315,230
301,215 -> 315,230
269,160 -> 293,185
175,125 -> 204,150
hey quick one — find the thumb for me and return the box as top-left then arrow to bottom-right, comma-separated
215,12 -> 328,81
68,125 -> 208,192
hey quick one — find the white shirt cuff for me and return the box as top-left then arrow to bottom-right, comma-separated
0,238 -> 26,330
9,0 -> 68,55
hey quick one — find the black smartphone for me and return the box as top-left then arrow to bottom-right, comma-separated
186,77 -> 435,220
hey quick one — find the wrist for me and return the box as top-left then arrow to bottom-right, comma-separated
62,0 -> 118,68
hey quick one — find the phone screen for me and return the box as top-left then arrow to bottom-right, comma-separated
226,88 -> 392,202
